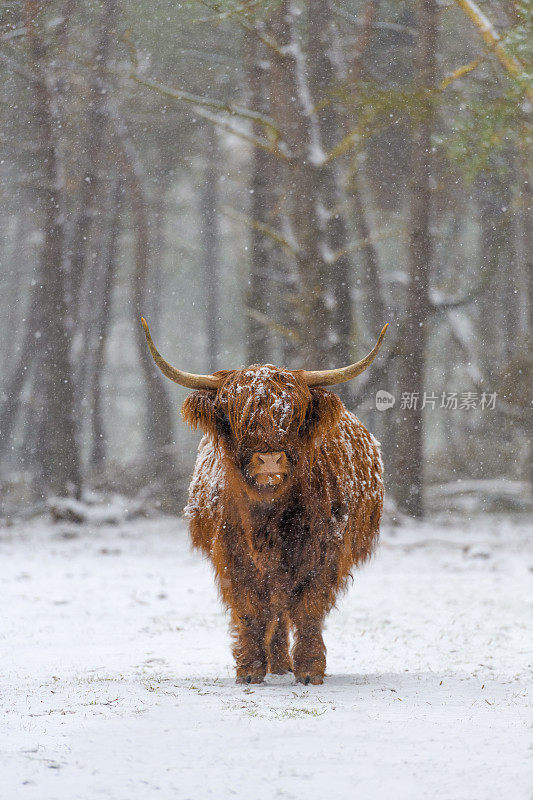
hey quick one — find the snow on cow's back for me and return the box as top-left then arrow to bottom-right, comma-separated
184,435 -> 225,544
315,408 -> 384,506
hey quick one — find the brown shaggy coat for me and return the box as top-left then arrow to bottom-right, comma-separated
182,364 -> 383,684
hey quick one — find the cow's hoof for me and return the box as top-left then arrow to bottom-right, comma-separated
269,659 -> 293,675
295,673 -> 324,686
236,673 -> 265,685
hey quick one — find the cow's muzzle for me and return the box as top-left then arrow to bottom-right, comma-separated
247,451 -> 289,487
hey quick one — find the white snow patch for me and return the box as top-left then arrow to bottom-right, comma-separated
284,5 -> 326,167
0,513 -> 531,800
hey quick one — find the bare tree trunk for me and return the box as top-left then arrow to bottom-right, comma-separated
2,217 -> 27,375
476,174 -> 510,377
525,172 -> 533,334
263,12 -> 299,367
395,0 -> 438,518
244,28 -> 273,365
200,125 -> 221,373
112,112 -> 176,478
22,0 -> 81,497
20,371 -> 44,477
0,3 -> 70,476
61,0 -> 117,472
351,0 -> 380,81
349,168 -> 397,480
344,0 -> 387,343
307,0 -> 354,374
66,0 -> 117,316
350,172 -> 387,336
268,1 -> 333,368
148,180 -> 167,343
515,149 -> 533,490
0,284 -> 41,467
89,178 -> 122,470
514,150 -> 532,336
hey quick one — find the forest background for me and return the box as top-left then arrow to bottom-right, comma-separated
1,0 -> 531,519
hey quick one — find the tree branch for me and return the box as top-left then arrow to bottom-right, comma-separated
0,50 -> 32,80
130,73 -> 282,141
245,308 -> 301,343
192,107 -> 289,160
351,0 -> 379,82
323,127 -> 361,163
453,0 -> 533,103
238,19 -> 285,57
332,4 -> 416,37
429,255 -> 498,311
222,206 -> 298,255
192,0 -> 265,24
440,57 -> 483,90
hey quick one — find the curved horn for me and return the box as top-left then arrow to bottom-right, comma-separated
301,324 -> 389,387
140,318 -> 222,390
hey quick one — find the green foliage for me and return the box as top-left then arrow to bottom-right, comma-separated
441,0 -> 533,180
442,88 -> 532,180
334,0 -> 532,180
503,0 -> 533,80
333,82 -> 435,146
185,0 -> 279,25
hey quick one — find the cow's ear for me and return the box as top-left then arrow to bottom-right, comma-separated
182,390 -> 218,436
304,388 -> 343,438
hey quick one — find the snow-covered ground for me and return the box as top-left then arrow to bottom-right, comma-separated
1,512 -> 531,800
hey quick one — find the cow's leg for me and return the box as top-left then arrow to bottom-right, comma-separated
266,612 -> 292,675
231,610 -> 267,684
290,607 -> 326,685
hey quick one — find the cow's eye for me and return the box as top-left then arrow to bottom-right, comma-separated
215,409 -> 232,439
302,402 -> 318,433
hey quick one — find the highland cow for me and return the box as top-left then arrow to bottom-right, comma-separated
141,318 -> 388,685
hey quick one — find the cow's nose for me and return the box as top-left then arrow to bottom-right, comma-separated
258,452 -> 283,463
255,452 -> 287,471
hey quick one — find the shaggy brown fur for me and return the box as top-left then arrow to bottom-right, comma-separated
182,364 -> 383,685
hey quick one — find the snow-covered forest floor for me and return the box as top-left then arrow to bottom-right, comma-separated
2,512 -> 531,800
